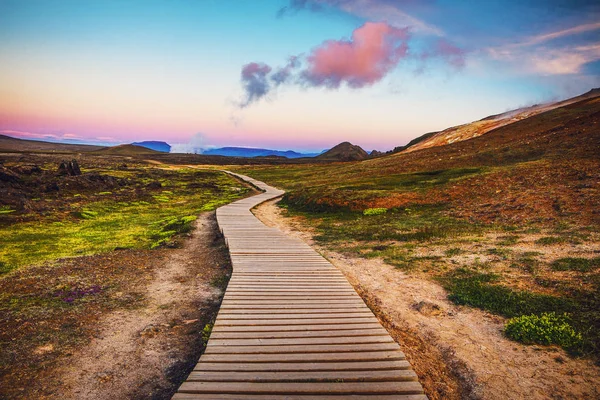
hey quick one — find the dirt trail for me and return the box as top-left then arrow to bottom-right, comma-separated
253,199 -> 600,400
41,212 -> 230,400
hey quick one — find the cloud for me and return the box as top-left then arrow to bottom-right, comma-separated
278,0 -> 443,36
513,21 -> 600,48
484,21 -> 600,76
302,22 -> 410,88
170,132 -> 206,154
434,39 -> 466,69
237,22 -> 466,107
271,56 -> 301,85
239,62 -> 273,108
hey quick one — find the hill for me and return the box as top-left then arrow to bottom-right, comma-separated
202,146 -> 319,158
315,141 -> 369,161
234,92 -> 600,381
93,144 -> 161,155
132,141 -> 171,152
402,88 -> 600,153
0,134 -> 102,153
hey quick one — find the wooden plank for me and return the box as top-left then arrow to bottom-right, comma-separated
213,318 -> 379,326
212,323 -> 384,332
209,328 -> 389,340
186,370 -> 418,382
199,351 -> 406,363
215,312 -> 374,319
207,336 -> 394,346
193,360 -> 413,372
177,381 -> 424,395
204,343 -> 400,354
174,395 -> 428,400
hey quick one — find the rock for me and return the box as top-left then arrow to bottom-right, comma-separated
57,160 -> 82,176
0,166 -> 21,183
147,181 -> 162,190
413,300 -> 443,316
44,182 -> 60,192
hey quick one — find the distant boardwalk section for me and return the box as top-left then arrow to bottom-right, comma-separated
173,172 -> 427,399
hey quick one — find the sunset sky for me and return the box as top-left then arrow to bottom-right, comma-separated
1,0 -> 599,152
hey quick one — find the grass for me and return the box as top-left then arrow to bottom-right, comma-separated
440,267 -> 600,355
0,169 -> 249,274
535,236 -> 568,245
440,268 -> 574,318
550,257 -> 600,272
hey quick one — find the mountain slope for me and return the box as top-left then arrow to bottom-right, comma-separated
0,135 -> 102,153
240,95 -> 600,225
403,88 -> 600,153
315,142 -> 369,161
132,141 -> 171,152
93,144 -> 161,155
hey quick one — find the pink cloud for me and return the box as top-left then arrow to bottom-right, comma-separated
302,22 -> 410,88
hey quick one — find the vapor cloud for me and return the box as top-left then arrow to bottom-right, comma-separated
238,22 -> 465,107
239,63 -> 273,108
170,132 -> 206,154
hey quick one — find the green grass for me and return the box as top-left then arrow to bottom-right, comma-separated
505,313 -> 583,352
550,257 -> 600,272
0,206 -> 16,215
363,207 -> 387,216
441,267 -> 600,355
441,268 -> 574,318
0,170 -> 248,274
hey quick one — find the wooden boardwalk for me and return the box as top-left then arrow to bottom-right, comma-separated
173,173 -> 427,399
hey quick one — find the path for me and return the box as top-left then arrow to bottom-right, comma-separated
173,172 -> 426,399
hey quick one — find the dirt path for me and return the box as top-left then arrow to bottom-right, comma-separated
39,212 -> 231,400
253,199 -> 600,400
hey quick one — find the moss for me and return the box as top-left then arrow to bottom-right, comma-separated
0,170 -> 248,273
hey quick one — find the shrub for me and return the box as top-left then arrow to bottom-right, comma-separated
202,323 -> 213,346
505,312 -> 583,351
363,207 -> 387,216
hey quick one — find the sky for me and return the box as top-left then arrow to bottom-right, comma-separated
0,0 -> 599,152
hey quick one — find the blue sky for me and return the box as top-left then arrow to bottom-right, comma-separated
0,0 -> 598,152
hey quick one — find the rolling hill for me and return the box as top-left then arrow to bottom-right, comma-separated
93,144 -> 162,155
402,88 -> 600,153
315,142 -> 369,161
0,135 -> 102,153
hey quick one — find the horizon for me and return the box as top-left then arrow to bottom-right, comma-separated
1,0 -> 599,152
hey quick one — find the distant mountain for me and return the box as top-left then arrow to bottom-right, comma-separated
316,142 -> 369,161
132,141 -> 171,152
402,88 -> 600,153
94,144 -> 161,155
0,134 -> 102,153
202,147 -> 319,158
